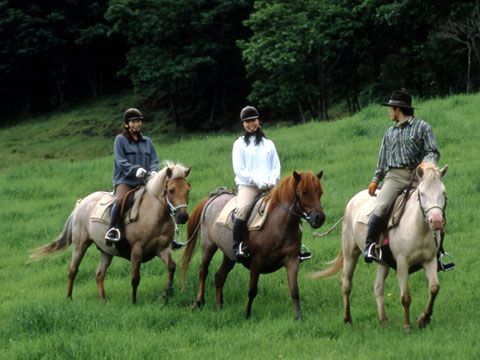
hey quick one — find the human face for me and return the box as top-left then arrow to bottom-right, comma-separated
127,119 -> 142,133
388,106 -> 400,122
242,118 -> 260,133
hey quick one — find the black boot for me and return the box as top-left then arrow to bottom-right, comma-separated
364,214 -> 386,263
105,201 -> 122,244
232,218 -> 249,261
299,243 -> 312,262
171,240 -> 185,250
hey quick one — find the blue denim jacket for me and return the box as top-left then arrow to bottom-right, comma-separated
112,132 -> 160,187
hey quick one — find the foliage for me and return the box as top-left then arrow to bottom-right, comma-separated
0,92 -> 479,359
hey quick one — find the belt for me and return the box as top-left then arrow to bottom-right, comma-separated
389,165 -> 415,171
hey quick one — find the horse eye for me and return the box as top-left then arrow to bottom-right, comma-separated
302,190 -> 308,196
169,189 -> 175,194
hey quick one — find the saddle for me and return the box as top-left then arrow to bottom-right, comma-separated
90,187 -> 146,225
216,195 -> 270,231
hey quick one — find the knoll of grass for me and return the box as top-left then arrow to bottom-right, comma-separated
1,92 -> 480,359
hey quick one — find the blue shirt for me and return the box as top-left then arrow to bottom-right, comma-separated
112,132 -> 160,187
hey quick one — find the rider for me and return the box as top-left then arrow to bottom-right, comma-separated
364,90 -> 453,269
231,106 -> 312,262
105,108 -> 160,243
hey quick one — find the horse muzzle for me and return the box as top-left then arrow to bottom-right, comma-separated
306,210 -> 326,229
175,210 -> 189,224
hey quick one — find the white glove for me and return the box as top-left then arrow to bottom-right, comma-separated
149,170 -> 158,177
135,167 -> 147,178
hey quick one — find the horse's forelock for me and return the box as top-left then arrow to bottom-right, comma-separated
146,161 -> 188,195
419,163 -> 441,187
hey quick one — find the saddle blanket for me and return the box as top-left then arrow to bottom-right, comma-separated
216,195 -> 270,231
90,188 -> 145,225
355,188 -> 417,229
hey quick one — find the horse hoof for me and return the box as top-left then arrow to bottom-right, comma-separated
417,313 -> 430,329
162,287 -> 173,299
192,300 -> 204,309
403,324 -> 412,332
343,318 -> 352,325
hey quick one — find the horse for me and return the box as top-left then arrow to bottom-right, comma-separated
181,170 -> 326,319
29,162 -> 191,303
310,163 -> 448,330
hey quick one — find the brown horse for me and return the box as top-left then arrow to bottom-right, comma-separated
30,162 -> 191,303
311,163 -> 448,330
181,171 -> 325,319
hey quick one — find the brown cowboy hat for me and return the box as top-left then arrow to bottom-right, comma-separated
382,90 -> 415,109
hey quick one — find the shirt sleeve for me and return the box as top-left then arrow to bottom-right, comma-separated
268,141 -> 281,185
372,135 -> 387,183
114,135 -> 139,177
148,139 -> 160,172
421,123 -> 440,164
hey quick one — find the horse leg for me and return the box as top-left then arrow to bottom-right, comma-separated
214,255 -> 235,310
245,267 -> 260,319
342,250 -> 359,324
130,243 -> 143,304
417,258 -> 440,328
285,257 -> 302,320
396,260 -> 412,331
67,238 -> 92,299
194,243 -> 218,308
374,265 -> 390,326
159,248 -> 176,298
95,251 -> 113,301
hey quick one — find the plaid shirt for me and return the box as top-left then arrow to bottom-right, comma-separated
373,116 -> 440,183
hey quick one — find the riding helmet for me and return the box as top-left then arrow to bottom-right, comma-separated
123,108 -> 144,123
240,106 -> 260,122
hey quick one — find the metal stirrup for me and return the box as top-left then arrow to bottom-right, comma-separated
105,228 -> 121,242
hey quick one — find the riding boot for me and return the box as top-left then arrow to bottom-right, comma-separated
299,243 -> 312,262
105,201 -> 122,243
171,239 -> 185,250
364,214 -> 386,263
232,218 -> 249,261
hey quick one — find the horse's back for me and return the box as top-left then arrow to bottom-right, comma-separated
343,189 -> 376,252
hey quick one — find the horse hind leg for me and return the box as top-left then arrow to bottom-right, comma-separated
417,258 -> 440,329
95,251 -> 113,301
245,267 -> 260,319
67,236 -> 93,299
214,255 -> 235,310
194,242 -> 218,308
342,244 -> 360,324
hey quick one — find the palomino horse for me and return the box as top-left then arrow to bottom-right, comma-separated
181,171 -> 325,319
311,163 -> 448,330
30,162 -> 191,303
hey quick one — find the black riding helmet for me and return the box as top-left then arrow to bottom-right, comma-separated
123,108 -> 144,123
240,106 -> 259,122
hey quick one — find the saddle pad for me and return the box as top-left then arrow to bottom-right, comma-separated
216,196 -> 270,231
354,189 -> 417,229
90,188 -> 146,225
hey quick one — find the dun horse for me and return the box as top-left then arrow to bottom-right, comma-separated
181,171 -> 325,319
30,162 -> 191,303
311,163 -> 448,330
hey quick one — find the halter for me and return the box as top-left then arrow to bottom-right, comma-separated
163,177 -> 188,219
280,183 -> 322,222
417,185 -> 446,223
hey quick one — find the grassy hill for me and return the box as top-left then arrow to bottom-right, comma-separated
1,93 -> 479,359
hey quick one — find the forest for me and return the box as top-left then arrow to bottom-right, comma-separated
1,0 -> 479,128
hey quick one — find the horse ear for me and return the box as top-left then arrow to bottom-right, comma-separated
439,164 -> 448,177
316,171 -> 323,180
293,171 -> 301,182
184,166 -> 192,177
166,167 -> 173,179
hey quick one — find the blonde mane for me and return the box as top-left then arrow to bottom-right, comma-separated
146,161 -> 189,195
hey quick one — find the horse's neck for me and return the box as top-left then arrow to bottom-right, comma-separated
399,193 -> 429,235
141,192 -> 170,221
271,201 -> 301,232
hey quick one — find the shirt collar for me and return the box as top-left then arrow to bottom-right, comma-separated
395,116 -> 414,128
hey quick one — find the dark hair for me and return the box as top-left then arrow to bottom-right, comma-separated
398,106 -> 414,116
243,128 -> 266,145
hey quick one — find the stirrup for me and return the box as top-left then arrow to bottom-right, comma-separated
364,243 -> 382,263
171,240 -> 185,250
105,227 -> 121,242
235,241 -> 250,260
438,252 -> 455,272
299,244 -> 312,261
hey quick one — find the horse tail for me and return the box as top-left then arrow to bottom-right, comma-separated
309,249 -> 344,279
29,213 -> 74,261
180,197 -> 209,285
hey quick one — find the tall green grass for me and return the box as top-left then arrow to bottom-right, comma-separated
1,93 -> 479,359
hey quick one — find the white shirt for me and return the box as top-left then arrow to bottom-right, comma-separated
232,136 -> 281,188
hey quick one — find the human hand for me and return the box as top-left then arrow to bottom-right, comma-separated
136,167 -> 147,178
149,170 -> 158,177
368,181 -> 378,196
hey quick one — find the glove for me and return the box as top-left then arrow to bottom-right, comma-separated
368,181 -> 378,197
136,167 -> 147,178
149,170 -> 158,177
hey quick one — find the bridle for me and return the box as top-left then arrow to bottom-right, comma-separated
280,181 -> 323,222
417,183 -> 446,223
163,177 -> 189,219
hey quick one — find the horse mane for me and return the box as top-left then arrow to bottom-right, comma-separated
146,160 -> 189,195
419,161 -> 439,187
264,171 -> 321,211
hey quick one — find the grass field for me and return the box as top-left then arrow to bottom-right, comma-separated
1,93 -> 479,359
